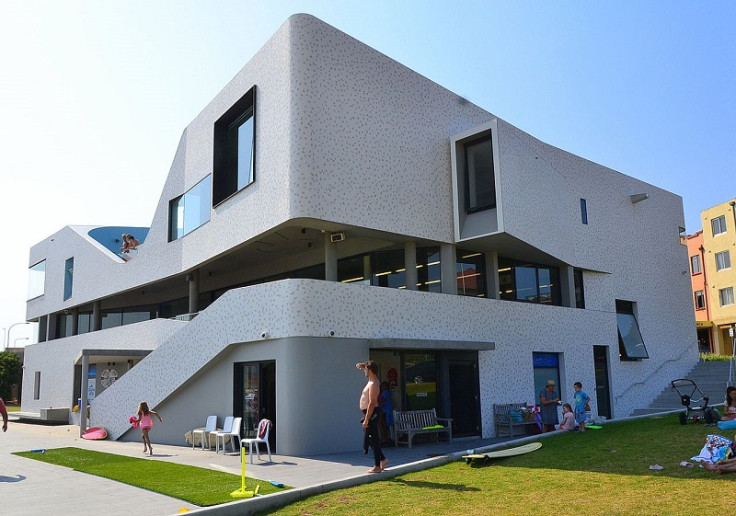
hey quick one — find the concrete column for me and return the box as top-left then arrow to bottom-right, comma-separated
325,233 -> 338,281
71,307 -> 79,336
188,269 -> 200,314
362,255 -> 371,285
80,354 -> 89,437
440,244 -> 458,295
485,252 -> 500,300
560,266 -> 576,308
92,301 -> 102,332
404,241 -> 417,291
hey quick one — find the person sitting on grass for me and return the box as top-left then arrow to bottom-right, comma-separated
722,386 -> 736,420
702,456 -> 736,474
555,403 -> 575,431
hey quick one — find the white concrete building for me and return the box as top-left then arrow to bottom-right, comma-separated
23,14 -> 697,456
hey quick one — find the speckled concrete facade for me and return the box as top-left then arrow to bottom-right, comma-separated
24,14 -> 697,455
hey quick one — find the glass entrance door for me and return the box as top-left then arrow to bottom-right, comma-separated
403,352 -> 437,411
235,361 -> 276,449
593,346 -> 611,419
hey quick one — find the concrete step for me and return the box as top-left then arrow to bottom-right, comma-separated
637,360 -> 734,415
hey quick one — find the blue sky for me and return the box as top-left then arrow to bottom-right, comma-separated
1,1 -> 734,342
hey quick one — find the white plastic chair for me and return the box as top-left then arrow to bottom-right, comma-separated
213,416 -> 234,454
191,415 -> 218,450
215,417 -> 242,454
242,418 -> 272,463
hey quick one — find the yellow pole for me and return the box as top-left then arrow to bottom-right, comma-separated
240,445 -> 246,490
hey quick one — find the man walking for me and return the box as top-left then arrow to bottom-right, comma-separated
356,360 -> 388,473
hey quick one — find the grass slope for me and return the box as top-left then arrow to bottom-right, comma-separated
265,415 -> 733,516
14,447 -> 284,506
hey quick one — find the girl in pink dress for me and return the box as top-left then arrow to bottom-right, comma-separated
135,401 -> 162,455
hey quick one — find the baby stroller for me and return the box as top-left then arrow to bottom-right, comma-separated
670,378 -> 719,425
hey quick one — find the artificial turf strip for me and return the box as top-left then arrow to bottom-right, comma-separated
14,447 -> 285,506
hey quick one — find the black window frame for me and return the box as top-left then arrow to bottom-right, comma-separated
580,199 -> 588,225
213,86 -> 256,207
616,299 -> 649,361
169,175 -> 212,242
463,132 -> 496,214
498,258 -> 562,306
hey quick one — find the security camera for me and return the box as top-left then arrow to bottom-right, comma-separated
328,330 -> 336,337
260,331 -> 268,339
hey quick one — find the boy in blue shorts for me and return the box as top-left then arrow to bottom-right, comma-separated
573,382 -> 591,432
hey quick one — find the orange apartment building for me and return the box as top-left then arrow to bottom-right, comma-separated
687,199 -> 736,355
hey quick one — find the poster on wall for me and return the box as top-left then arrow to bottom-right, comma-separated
87,364 -> 96,402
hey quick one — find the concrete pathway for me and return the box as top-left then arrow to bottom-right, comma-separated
1,419 -> 521,515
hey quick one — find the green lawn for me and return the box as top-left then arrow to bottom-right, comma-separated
264,414 -> 732,516
14,447 -> 286,506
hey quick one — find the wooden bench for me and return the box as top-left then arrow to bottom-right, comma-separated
393,408 -> 452,448
493,403 -> 540,437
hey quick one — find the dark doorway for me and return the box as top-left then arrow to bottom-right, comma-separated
449,359 -> 480,436
593,346 -> 611,419
234,361 -> 276,451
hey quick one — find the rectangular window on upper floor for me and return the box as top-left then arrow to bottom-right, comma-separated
720,287 -> 734,307
169,175 -> 212,241
498,258 -> 561,306
456,249 -> 487,297
712,215 -> 727,236
580,199 -> 588,225
213,86 -> 256,206
574,268 -> 585,309
690,254 -> 702,274
694,290 -> 706,310
463,132 -> 495,213
616,299 -> 649,360
716,250 -> 731,271
63,257 -> 74,301
27,260 -> 46,300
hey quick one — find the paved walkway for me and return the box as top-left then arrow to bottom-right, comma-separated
1,419 -> 524,515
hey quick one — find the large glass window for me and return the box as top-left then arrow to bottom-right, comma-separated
64,257 -> 74,301
372,251 -> 405,289
169,175 -> 212,241
616,300 -> 649,360
28,260 -> 46,300
533,353 -> 560,402
720,287 -> 734,307
463,133 -> 495,213
690,255 -> 702,274
213,87 -> 256,206
716,250 -> 731,271
417,247 -> 442,293
456,250 -> 486,297
498,258 -> 561,305
712,215 -> 727,236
